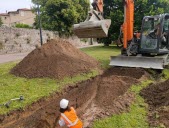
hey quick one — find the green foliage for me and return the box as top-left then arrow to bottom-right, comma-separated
0,17 -> 3,27
32,0 -> 90,36
101,0 -> 169,44
100,0 -> 124,45
32,0 -> 48,6
15,23 -> 32,29
162,69 -> 169,80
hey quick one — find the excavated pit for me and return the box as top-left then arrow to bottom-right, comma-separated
0,67 -> 147,128
140,79 -> 169,127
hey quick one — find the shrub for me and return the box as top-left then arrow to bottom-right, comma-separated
15,23 -> 32,29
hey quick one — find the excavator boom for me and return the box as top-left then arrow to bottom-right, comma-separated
73,0 -> 111,38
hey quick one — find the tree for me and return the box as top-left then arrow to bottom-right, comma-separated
32,0 -> 90,36
0,17 -> 3,27
101,0 -> 169,45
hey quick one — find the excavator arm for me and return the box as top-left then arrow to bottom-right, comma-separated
73,0 -> 111,38
122,0 -> 134,50
91,0 -> 103,13
73,0 -> 134,48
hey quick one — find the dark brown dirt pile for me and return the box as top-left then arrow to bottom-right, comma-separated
10,39 -> 98,79
103,67 -> 145,79
140,79 -> 169,128
140,80 -> 169,108
0,68 -> 146,128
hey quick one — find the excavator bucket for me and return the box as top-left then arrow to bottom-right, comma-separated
73,19 -> 111,38
109,55 -> 169,69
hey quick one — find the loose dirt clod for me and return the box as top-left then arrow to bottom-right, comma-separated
0,68 -> 146,128
140,79 -> 169,127
10,39 -> 98,79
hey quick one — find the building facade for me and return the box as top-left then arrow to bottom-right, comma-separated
0,8 -> 36,27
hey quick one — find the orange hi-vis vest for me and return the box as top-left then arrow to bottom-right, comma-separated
60,107 -> 83,128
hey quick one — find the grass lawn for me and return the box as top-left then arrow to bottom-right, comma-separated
81,45 -> 120,68
0,62 -> 98,114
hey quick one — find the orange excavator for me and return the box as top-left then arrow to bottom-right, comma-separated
73,0 -> 169,69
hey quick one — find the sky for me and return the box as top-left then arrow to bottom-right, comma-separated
0,0 -> 34,13
0,0 -> 93,13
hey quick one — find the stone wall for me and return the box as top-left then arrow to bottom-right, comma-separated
0,26 -> 57,54
0,26 -> 98,54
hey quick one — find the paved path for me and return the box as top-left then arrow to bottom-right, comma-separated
0,52 -> 30,64
0,44 -> 101,64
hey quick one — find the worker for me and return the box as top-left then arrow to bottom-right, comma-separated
92,0 -> 98,11
154,23 -> 160,36
58,99 -> 83,128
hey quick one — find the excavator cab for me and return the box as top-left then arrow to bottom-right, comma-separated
139,14 -> 169,55
110,14 -> 169,69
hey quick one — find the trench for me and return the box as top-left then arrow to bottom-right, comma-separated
0,68 -> 147,128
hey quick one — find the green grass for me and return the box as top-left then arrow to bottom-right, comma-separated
81,45 -> 120,68
92,80 -> 152,128
162,69 -> 169,80
0,61 -> 99,114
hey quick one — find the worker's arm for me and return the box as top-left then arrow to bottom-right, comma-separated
58,117 -> 65,127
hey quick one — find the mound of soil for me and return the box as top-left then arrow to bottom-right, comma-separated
140,80 -> 169,108
140,79 -> 169,128
10,39 -> 98,79
0,68 -> 146,128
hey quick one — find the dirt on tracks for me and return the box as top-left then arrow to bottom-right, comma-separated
10,39 -> 98,79
0,67 -> 146,128
140,79 -> 169,127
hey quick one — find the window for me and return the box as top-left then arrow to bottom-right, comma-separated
163,16 -> 169,31
141,17 -> 160,50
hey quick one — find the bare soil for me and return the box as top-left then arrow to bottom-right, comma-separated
1,38 -> 150,128
0,67 -> 146,128
10,39 -> 98,79
140,79 -> 169,127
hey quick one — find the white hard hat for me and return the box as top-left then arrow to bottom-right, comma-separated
60,99 -> 69,109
